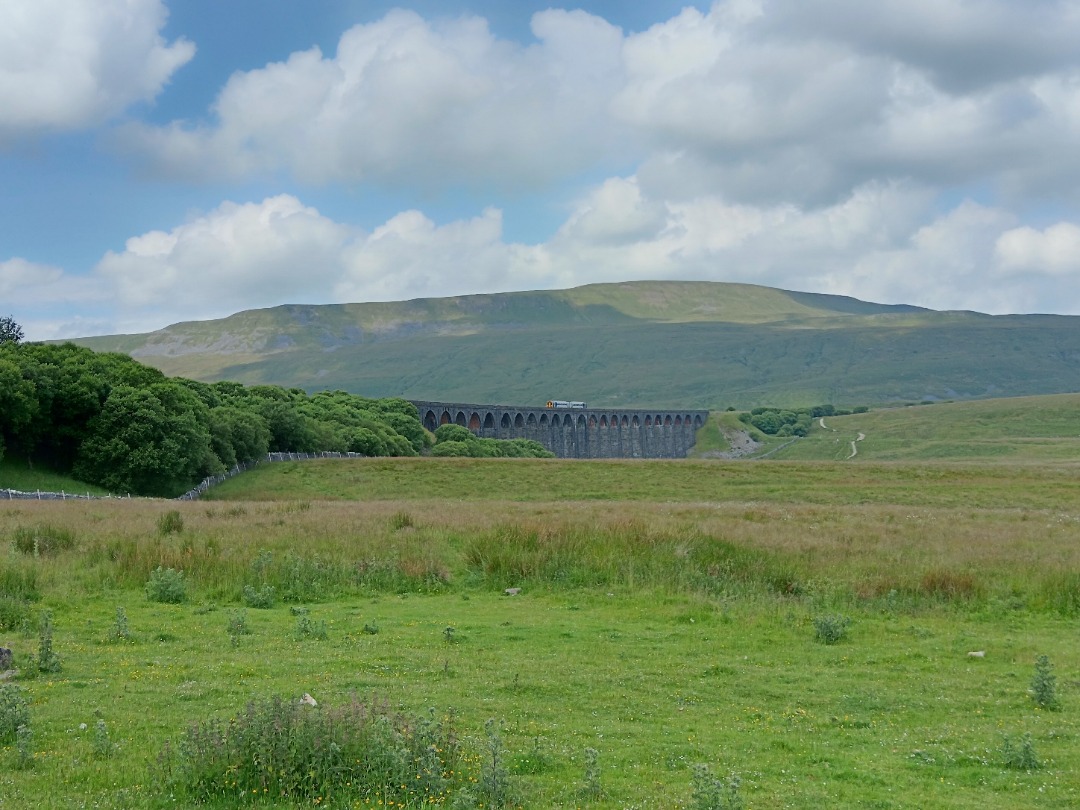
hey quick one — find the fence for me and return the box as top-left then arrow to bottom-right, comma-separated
177,452 -> 367,500
1,489 -> 132,501
1,451 -> 368,503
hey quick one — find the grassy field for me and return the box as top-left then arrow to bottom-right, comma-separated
2,453 -> 1080,808
0,458 -> 111,497
770,393 -> 1080,463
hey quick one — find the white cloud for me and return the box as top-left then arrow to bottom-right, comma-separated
0,257 -> 110,340
96,195 -> 352,317
18,178 -> 1080,340
0,0 -> 194,142
118,8 -> 626,188
112,1 -> 1080,211
996,223 -> 1080,276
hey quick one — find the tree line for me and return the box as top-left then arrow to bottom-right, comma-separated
0,339 -> 435,497
738,403 -> 868,437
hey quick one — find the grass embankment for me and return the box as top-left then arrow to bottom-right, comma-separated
0,458 -> 111,496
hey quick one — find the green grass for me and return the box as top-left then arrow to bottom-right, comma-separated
0,457 -> 111,496
4,425 -> 1080,807
772,393 -> 1080,462
203,455 -> 1080,510
1,584 -> 1077,808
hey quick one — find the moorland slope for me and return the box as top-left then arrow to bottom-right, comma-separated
69,280 -> 1080,408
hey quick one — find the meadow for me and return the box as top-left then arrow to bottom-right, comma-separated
2,453 -> 1080,808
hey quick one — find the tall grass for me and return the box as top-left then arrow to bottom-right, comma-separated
3,492 -> 1080,613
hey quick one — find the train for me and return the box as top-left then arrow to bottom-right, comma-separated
546,400 -> 588,409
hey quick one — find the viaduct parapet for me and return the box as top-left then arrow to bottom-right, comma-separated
410,401 -> 710,459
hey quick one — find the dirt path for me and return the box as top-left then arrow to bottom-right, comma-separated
847,432 -> 866,459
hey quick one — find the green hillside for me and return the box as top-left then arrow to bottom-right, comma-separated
69,281 -> 1080,408
768,393 -> 1080,463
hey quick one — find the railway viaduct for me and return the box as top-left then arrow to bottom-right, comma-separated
410,401 -> 710,459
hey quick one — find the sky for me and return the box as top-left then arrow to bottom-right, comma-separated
4,0 -> 1080,341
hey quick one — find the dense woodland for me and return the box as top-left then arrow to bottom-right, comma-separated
0,338 -> 551,498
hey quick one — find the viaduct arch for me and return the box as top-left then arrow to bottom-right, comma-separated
409,401 -> 710,459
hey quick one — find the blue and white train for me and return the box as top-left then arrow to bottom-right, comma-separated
546,400 -> 588,409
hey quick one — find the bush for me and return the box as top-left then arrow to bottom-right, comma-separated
690,763 -> 743,810
434,424 -> 474,444
146,567 -> 187,604
11,524 -> 75,555
813,614 -> 851,645
1002,733 -> 1040,770
36,610 -> 62,674
0,684 -> 30,743
242,583 -> 276,609
1031,655 -> 1060,711
155,695 -> 462,806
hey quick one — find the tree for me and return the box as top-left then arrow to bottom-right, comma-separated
0,315 -> 24,345
73,382 -> 220,497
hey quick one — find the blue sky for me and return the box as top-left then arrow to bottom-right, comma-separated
4,0 -> 1080,340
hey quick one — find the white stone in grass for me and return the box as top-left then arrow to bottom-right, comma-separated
967,651 -> 986,658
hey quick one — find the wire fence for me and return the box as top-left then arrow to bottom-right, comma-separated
175,451 -> 366,500
1,451 -> 368,503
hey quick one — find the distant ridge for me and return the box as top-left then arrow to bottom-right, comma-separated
69,280 -> 1080,409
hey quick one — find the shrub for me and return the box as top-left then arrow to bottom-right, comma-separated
0,683 -> 30,743
690,763 -> 743,810
146,567 -> 187,604
242,583 -> 276,609
1031,655 -> 1060,711
11,524 -> 75,555
156,510 -> 185,535
295,613 -> 328,641
36,610 -> 62,674
109,606 -> 131,642
1002,733 -> 1040,770
15,722 -> 33,769
154,695 -> 462,806
92,716 -> 114,759
813,614 -> 851,645
578,746 -> 603,800
475,718 -> 517,808
226,610 -> 250,640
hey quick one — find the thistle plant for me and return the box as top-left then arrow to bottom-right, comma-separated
37,610 -> 62,673
1031,655 -> 1060,711
1003,732 -> 1040,770
110,606 -> 131,642
15,723 -> 33,769
578,746 -> 604,800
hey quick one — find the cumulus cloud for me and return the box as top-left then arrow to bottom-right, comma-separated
118,8 -> 626,187
0,0 -> 194,142
114,1 -> 1080,208
0,257 -> 112,340
96,195 -> 352,317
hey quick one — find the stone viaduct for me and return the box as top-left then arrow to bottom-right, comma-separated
410,401 -> 710,459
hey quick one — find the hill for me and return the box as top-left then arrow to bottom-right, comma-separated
767,392 -> 1080,463
69,280 -> 1080,408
